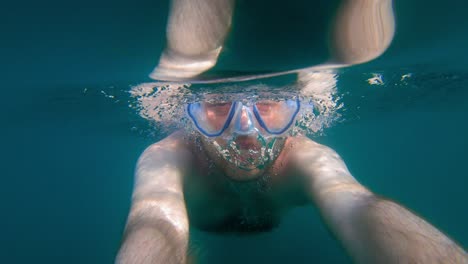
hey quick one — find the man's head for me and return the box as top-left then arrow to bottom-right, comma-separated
130,72 -> 342,180
187,97 -> 304,181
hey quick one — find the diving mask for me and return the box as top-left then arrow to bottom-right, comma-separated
187,98 -> 310,171
187,98 -> 301,138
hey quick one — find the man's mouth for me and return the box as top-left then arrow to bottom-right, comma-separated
234,135 -> 260,149
211,135 -> 274,176
229,136 -> 268,170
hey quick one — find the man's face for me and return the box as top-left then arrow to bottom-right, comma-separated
199,100 -> 289,181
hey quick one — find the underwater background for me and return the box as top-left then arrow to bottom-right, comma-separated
1,0 -> 467,263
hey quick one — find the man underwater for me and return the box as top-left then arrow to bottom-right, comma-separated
117,0 -> 467,262
116,80 -> 467,263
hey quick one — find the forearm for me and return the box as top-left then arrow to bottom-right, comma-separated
116,196 -> 189,264
116,220 -> 188,264
317,190 -> 467,264
292,137 -> 467,263
117,134 -> 191,264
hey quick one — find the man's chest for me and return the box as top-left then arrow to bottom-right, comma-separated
183,172 -> 306,233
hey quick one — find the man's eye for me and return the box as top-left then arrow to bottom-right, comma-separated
256,104 -> 272,113
256,101 -> 280,114
205,103 -> 232,114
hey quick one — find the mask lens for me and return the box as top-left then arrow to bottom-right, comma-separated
254,99 -> 300,134
187,102 -> 235,136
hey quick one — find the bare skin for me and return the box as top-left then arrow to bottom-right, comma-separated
119,1 -> 463,262
151,0 -> 396,81
116,131 -> 467,264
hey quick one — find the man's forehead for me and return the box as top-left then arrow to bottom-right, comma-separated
189,84 -> 300,102
201,93 -> 297,103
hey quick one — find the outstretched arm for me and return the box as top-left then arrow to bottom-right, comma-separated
116,132 -> 192,264
291,137 -> 467,264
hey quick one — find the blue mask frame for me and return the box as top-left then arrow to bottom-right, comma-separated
187,98 -> 303,138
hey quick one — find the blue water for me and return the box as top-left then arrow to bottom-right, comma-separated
2,1 -> 468,263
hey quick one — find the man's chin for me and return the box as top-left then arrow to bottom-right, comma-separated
224,164 -> 265,181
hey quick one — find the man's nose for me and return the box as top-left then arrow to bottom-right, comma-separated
235,106 -> 254,133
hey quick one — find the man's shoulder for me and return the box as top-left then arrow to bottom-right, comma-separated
282,136 -> 343,177
143,131 -> 190,153
287,136 -> 336,155
138,131 -> 195,169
